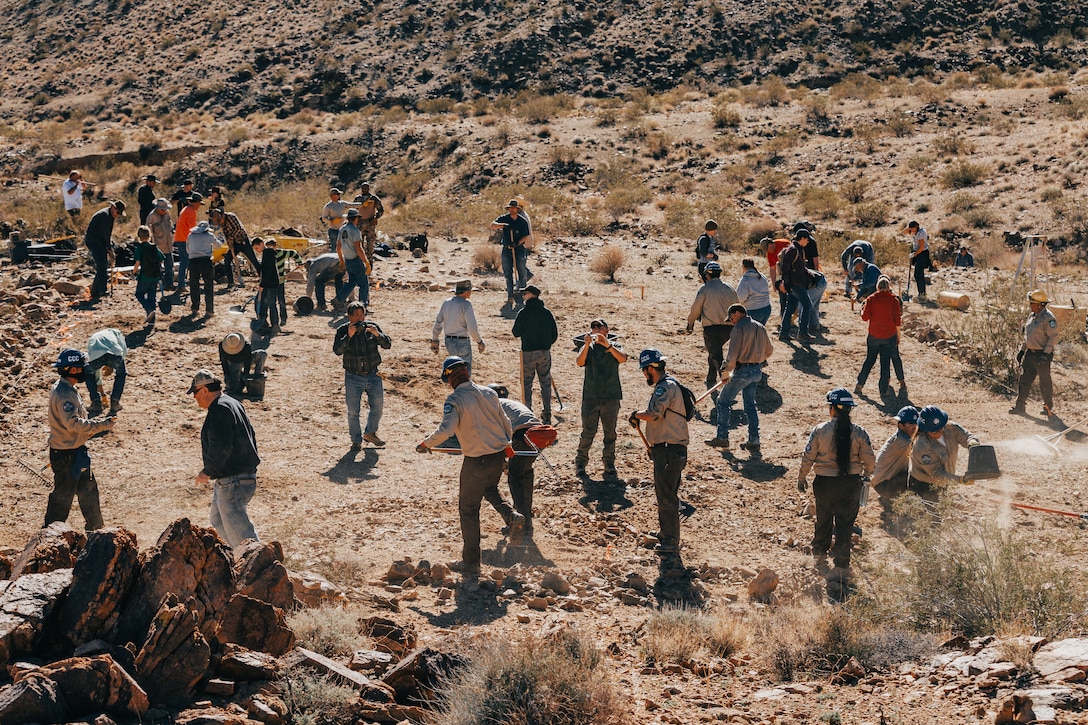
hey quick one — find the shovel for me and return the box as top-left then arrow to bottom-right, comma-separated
901,258 -> 912,302
230,294 -> 257,314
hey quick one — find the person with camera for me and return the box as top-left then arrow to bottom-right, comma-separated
334,301 -> 391,450
776,229 -> 817,342
574,318 -> 627,479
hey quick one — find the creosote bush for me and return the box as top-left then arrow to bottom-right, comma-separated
942,161 -> 989,189
589,244 -> 626,282
471,243 -> 501,272
287,604 -> 370,658
277,668 -> 358,725
641,606 -> 751,664
436,629 -> 627,725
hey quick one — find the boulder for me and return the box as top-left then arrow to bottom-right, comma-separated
133,595 -> 211,706
217,645 -> 279,681
287,570 -> 348,608
245,694 -> 287,725
0,569 -> 74,666
9,522 -> 85,579
349,649 -> 394,674
56,528 -> 141,648
116,518 -> 235,646
361,617 -> 416,657
232,540 -> 294,612
382,647 -> 467,704
31,654 -> 149,719
173,705 -> 262,724
52,280 -> 86,297
0,554 -> 10,581
1033,638 -> 1088,683
746,568 -> 779,601
211,594 -> 295,656
994,693 -> 1036,724
0,672 -> 65,725
541,571 -> 572,595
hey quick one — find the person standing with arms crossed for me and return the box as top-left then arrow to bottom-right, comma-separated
334,302 -> 391,450
188,370 -> 261,548
416,357 -> 526,577
45,349 -> 116,531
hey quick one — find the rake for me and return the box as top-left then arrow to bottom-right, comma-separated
1035,414 -> 1088,454
18,459 -> 52,488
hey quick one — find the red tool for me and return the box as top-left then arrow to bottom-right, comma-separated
1004,501 -> 1088,521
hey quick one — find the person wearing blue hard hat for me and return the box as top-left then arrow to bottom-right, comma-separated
45,348 -> 116,531
631,348 -> 689,559
686,259 -> 739,396
909,405 -> 980,497
871,406 -> 919,517
798,388 -> 875,573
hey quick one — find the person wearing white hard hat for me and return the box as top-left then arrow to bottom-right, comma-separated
1010,289 -> 1059,418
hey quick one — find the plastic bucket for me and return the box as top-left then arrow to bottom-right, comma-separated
965,444 -> 1001,481
245,373 -> 267,400
293,296 -> 315,316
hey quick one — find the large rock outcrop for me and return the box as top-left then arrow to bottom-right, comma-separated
55,528 -> 141,649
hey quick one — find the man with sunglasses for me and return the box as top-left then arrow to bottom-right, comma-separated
46,349 -> 116,530
188,370 -> 261,547
574,318 -> 627,479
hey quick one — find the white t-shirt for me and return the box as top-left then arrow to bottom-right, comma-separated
911,228 -> 929,254
62,180 -> 84,211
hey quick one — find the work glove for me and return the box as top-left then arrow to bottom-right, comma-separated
686,324 -> 694,334
959,474 -> 974,485
1043,351 -> 1054,362
797,478 -> 807,493
415,443 -> 430,454
628,411 -> 640,428
968,439 -> 980,448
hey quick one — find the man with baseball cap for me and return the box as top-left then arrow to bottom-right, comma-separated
84,200 -> 126,300
173,191 -> 203,295
45,348 -> 116,530
490,199 -> 532,312
334,208 -> 370,311
707,304 -> 774,452
189,369 -> 261,547
353,181 -> 384,267
686,260 -> 739,399
322,187 -> 358,247
147,198 -> 175,290
172,178 -> 195,215
512,284 -> 558,424
575,317 -> 627,479
416,357 -> 525,577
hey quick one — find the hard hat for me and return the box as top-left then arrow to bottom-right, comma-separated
638,348 -> 666,370
487,383 -> 509,398
894,406 -> 919,425
826,387 -> 856,408
918,405 -> 949,432
53,348 -> 87,369
1027,289 -> 1049,304
440,356 -> 468,382
704,261 -> 722,273
853,257 -> 867,267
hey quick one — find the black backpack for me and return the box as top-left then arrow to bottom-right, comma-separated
137,242 -> 161,277
665,376 -> 697,421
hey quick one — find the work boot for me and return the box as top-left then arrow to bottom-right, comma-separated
575,463 -> 587,477
704,437 -> 730,449
87,402 -> 103,418
853,384 -> 863,395
362,432 -> 385,447
603,465 -> 619,480
507,513 -> 526,546
448,560 -> 481,576
1008,405 -> 1026,415
741,440 -> 761,452
108,400 -> 122,417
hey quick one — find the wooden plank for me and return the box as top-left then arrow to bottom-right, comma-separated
291,646 -> 375,691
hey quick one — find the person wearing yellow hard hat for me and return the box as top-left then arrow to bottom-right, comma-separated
1010,289 -> 1059,418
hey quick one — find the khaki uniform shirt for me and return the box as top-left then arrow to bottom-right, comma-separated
1024,308 -> 1058,353
799,419 -> 875,480
722,317 -> 773,374
872,430 -> 911,485
423,382 -> 512,457
644,377 -> 689,446
48,378 -> 111,450
687,278 -> 739,328
909,423 -> 977,486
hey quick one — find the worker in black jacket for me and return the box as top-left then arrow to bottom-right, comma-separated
511,285 -> 559,424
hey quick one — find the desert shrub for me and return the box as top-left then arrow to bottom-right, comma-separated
277,669 -> 357,725
1049,193 -> 1088,244
746,219 -> 781,248
830,73 -> 883,101
853,200 -> 890,228
589,245 -> 626,282
797,185 -> 845,220
514,91 -> 575,124
933,133 -> 976,157
803,94 -> 830,122
886,111 -> 915,137
641,606 -> 752,664
556,208 -> 603,236
471,243 -> 501,273
1040,186 -> 1063,203
435,629 -> 626,725
839,180 -> 868,204
287,604 -> 369,658
645,130 -> 672,159
603,187 -> 649,221
711,103 -> 741,128
941,277 -> 1027,388
549,145 -> 578,166
942,161 -> 988,189
964,207 -> 1000,229
900,509 -> 1084,637
946,191 -> 979,214
757,171 -> 791,199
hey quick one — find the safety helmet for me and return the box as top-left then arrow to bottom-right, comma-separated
638,348 -> 666,370
917,405 -> 949,432
1027,289 -> 1049,304
853,257 -> 867,267
792,221 -> 814,233
487,383 -> 509,398
440,356 -> 468,382
53,348 -> 87,370
826,387 -> 856,408
793,228 -> 812,240
704,261 -> 722,274
894,406 -> 919,425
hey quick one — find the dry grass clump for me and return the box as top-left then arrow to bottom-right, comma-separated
556,208 -> 604,237
711,102 -> 741,129
641,606 -> 752,664
942,161 -> 989,189
797,185 -> 846,220
471,243 -> 501,273
933,133 -> 976,157
589,245 -> 626,282
277,668 -> 358,725
287,603 -> 371,658
853,200 -> 890,228
435,629 -> 627,725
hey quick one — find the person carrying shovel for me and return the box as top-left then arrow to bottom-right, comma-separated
1009,289 -> 1059,418
630,349 -> 689,560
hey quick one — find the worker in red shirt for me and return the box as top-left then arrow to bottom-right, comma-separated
855,276 -> 906,398
763,236 -> 792,320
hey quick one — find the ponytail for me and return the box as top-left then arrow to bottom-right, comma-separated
832,405 -> 853,475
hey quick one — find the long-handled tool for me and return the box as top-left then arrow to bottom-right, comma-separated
992,499 -> 1088,521
551,379 -> 566,411
695,380 -> 724,405
230,294 -> 258,314
629,415 -> 651,458
1036,415 -> 1088,454
18,459 -> 52,488
518,351 -> 525,404
901,257 -> 912,302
